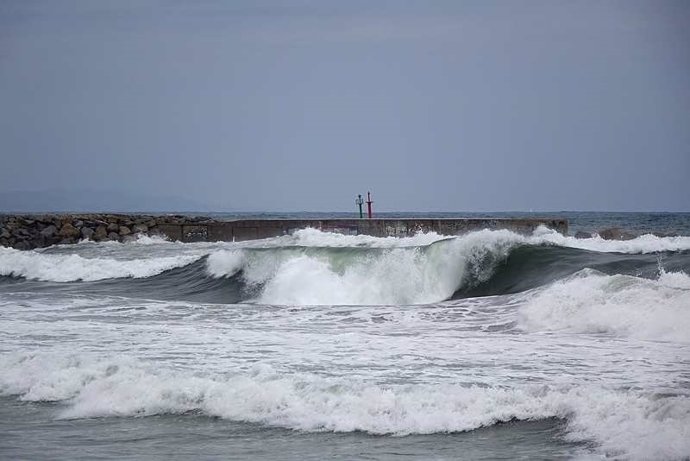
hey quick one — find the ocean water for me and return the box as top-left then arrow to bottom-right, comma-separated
1,212 -> 689,460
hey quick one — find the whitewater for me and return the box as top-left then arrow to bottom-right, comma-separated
1,213 -> 689,460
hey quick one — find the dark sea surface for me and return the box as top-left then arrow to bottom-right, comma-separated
1,212 -> 689,460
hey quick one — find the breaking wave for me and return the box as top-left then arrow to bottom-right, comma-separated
1,228 -> 689,305
0,246 -> 200,282
517,269 -> 690,343
1,352 -> 688,460
204,230 -> 516,305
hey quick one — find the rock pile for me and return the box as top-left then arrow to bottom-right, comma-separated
574,227 -> 676,240
0,214 -> 212,250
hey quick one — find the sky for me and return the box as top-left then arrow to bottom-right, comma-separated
0,0 -> 688,212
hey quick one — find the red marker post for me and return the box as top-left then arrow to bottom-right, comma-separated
366,191 -> 373,219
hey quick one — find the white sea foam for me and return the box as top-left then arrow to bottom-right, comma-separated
273,227 -> 449,248
70,233 -> 171,247
518,269 -> 690,342
128,234 -> 172,245
206,250 -> 245,278
0,246 -> 199,282
1,352 -> 688,460
280,225 -> 690,254
531,226 -> 690,253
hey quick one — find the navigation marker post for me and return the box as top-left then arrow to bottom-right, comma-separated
356,194 -> 364,219
366,191 -> 373,219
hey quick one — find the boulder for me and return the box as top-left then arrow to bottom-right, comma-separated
73,220 -> 84,228
119,226 -> 131,236
107,223 -> 120,232
132,224 -> 148,234
598,227 -> 636,241
40,225 -> 57,238
81,227 -> 95,240
93,226 -> 108,241
41,235 -> 60,247
107,232 -> 120,241
0,227 -> 10,240
58,223 -> 81,239
14,240 -> 31,251
574,231 -> 591,239
13,228 -> 30,238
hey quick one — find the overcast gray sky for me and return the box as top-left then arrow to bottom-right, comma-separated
0,0 -> 688,212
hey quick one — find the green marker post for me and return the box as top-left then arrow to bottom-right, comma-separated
356,194 -> 364,219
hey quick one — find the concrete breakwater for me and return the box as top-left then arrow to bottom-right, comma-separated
0,214 -> 568,250
162,218 -> 569,243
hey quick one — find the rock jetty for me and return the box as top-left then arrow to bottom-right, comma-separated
0,214 -> 580,250
3,215 -> 657,251
0,214 -> 212,250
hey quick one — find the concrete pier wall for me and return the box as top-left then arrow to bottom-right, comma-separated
0,214 -> 567,249
165,218 -> 568,243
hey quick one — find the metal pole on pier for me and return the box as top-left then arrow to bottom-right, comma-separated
366,192 -> 373,219
356,194 -> 364,219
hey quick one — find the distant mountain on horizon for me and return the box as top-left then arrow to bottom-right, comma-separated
0,189 -> 229,213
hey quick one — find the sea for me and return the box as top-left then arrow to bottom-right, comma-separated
1,211 -> 689,460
